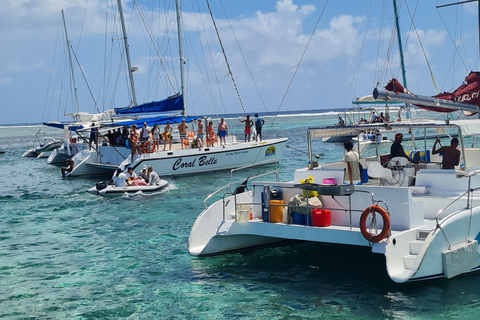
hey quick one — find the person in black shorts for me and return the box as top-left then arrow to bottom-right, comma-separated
254,114 -> 265,142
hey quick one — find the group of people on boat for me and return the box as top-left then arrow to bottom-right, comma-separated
111,165 -> 161,187
238,114 -> 265,142
342,133 -> 461,185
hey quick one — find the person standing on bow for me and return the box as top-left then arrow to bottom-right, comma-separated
254,114 -> 265,142
177,119 -> 188,149
89,122 -> 98,150
151,123 -> 160,152
140,122 -> 150,153
196,119 -> 204,149
128,124 -> 141,163
217,118 -> 228,147
239,115 -> 253,142
163,121 -> 173,151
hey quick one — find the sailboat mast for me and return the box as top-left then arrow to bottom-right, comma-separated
61,9 -> 80,116
393,0 -> 408,89
117,0 -> 137,106
175,0 -> 186,117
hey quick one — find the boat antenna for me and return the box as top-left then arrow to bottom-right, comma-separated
61,9 -> 80,118
175,0 -> 187,117
117,0 -> 137,106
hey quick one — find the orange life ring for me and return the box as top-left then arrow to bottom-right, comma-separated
359,205 -> 390,242
188,131 -> 195,138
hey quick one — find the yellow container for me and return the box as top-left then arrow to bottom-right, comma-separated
269,200 -> 284,223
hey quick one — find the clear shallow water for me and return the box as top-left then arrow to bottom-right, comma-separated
1,114 -> 480,319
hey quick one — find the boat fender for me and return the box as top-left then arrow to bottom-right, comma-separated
96,181 -> 107,190
359,205 -> 390,243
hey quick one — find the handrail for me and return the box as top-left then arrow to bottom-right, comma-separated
203,169 -> 279,209
229,159 -> 279,193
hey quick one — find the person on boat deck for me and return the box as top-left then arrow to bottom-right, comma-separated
217,118 -> 228,147
432,137 -> 460,169
390,133 -> 417,163
379,112 -> 386,123
129,124 -> 141,163
343,140 -> 360,185
111,168 -> 127,187
196,119 -> 204,149
239,115 -> 253,142
370,111 -> 377,123
177,119 -> 188,149
61,158 -> 74,177
163,121 -> 173,151
89,122 -> 98,150
337,116 -> 345,126
146,166 -> 161,186
206,121 -> 216,147
152,123 -> 161,152
140,122 -> 150,147
254,114 -> 265,141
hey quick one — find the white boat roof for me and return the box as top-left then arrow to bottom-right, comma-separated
308,119 -> 480,139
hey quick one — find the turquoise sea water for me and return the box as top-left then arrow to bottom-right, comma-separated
2,113 -> 480,319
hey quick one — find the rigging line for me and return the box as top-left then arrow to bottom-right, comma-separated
344,0 -> 376,108
75,0 -> 89,54
43,15 -> 62,122
196,0 -> 226,117
206,0 -> 246,115
269,0 -> 329,130
133,0 -> 176,93
218,0 -> 268,114
436,6 -> 470,71
404,1 -> 439,94
70,44 -> 99,113
191,0 -> 219,117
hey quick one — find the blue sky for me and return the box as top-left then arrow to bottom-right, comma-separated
1,0 -> 479,124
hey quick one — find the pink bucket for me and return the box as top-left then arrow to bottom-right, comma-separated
322,178 -> 337,185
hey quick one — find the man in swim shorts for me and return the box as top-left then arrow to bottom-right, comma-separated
217,118 -> 228,147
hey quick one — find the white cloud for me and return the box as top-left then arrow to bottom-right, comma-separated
0,78 -> 13,85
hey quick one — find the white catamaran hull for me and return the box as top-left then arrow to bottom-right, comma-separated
120,138 -> 287,176
189,120 -> 480,283
68,146 -> 131,177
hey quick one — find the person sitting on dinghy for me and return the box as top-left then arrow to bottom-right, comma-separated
138,165 -> 148,183
146,166 -> 161,186
126,167 -> 138,183
111,168 -> 127,187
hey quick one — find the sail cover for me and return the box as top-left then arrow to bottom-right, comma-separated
114,93 -> 184,115
113,116 -> 199,127
43,122 -> 84,131
385,72 -> 480,114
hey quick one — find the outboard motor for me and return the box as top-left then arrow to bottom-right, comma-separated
96,181 -> 107,190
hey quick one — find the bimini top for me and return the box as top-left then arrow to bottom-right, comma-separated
307,119 -> 480,139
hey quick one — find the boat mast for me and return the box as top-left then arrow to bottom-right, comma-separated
61,9 -> 80,116
117,0 -> 137,106
175,0 -> 186,116
392,0 -> 410,116
437,0 -> 480,70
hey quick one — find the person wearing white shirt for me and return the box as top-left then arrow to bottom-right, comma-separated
111,168 -> 127,187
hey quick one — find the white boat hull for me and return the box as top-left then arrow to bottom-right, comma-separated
87,180 -> 168,197
22,140 -> 62,157
121,138 -> 288,176
68,146 -> 131,177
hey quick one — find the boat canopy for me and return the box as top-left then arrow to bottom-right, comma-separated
43,122 -> 84,131
307,119 -> 480,139
113,115 -> 200,127
114,93 -> 184,115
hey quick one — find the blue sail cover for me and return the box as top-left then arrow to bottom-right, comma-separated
113,116 -> 200,128
43,122 -> 84,131
115,93 -> 184,115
